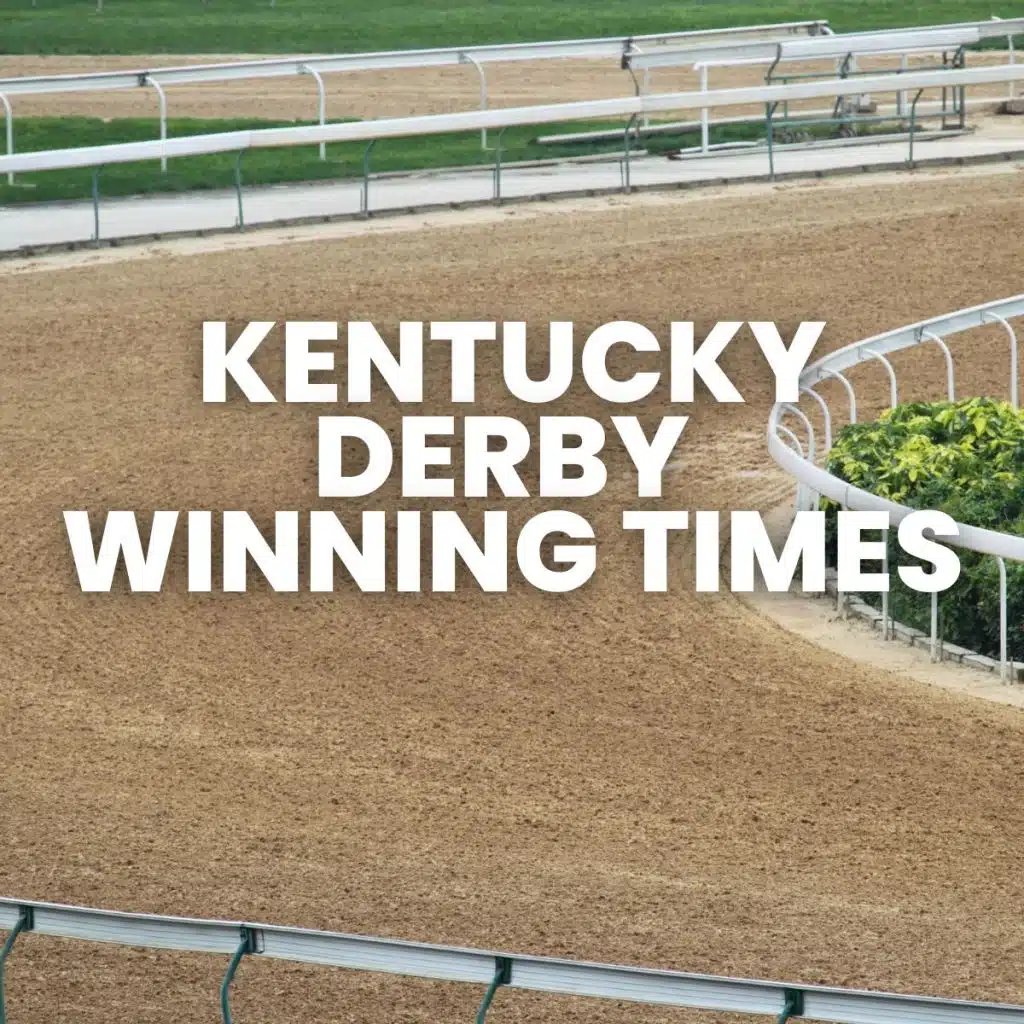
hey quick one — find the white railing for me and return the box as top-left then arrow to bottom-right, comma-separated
0,20 -> 828,163
3,61 -> 1024,178
2,897 -> 1024,1024
767,295 -> 1024,678
625,18 -> 1024,69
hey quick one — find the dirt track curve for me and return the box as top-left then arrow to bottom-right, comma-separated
2,168 -> 1024,1023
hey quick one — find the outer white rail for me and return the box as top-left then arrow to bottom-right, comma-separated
625,23 -> 1000,70
3,61 -> 1024,177
0,21 -> 829,97
767,295 -> 1024,677
2,897 -> 1024,1023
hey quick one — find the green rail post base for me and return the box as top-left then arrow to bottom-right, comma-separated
475,956 -> 512,1024
233,151 -> 245,231
0,907 -> 34,1024
777,987 -> 805,1024
360,139 -> 378,218
908,88 -> 926,166
220,926 -> 259,1024
492,125 -> 510,204
621,112 -> 640,193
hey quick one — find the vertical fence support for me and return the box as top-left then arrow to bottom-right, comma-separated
460,54 -> 489,150
360,139 -> 377,217
147,78 -> 168,172
233,152 -> 245,232
621,113 -> 639,193
930,589 -> 939,662
777,989 -> 805,1024
0,907 -> 33,1024
801,385 -> 832,451
776,424 -> 805,511
823,368 -> 857,424
91,167 -> 101,242
881,535 -> 890,640
1010,34 -> 1018,100
699,63 -> 710,153
300,66 -> 327,160
864,348 -> 898,409
765,101 -> 779,181
998,556 -> 1009,682
492,125 -> 509,204
980,311 -> 1019,410
897,52 -> 908,117
908,88 -> 924,166
475,957 -> 512,1024
0,93 -> 12,186
220,927 -> 258,1024
921,329 -> 955,400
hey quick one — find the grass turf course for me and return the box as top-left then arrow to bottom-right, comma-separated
1,0 -> 1022,55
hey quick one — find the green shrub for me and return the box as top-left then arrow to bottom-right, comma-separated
821,397 -> 1024,660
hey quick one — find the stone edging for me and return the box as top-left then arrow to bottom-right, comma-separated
822,568 -> 1024,682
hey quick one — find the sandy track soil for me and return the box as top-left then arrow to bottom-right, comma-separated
1,52 -> 1013,121
2,170 -> 1024,1023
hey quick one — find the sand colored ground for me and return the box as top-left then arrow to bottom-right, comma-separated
0,51 -> 1013,121
2,168 -> 1024,1024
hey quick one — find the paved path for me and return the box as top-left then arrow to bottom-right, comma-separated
2,130 -> 1023,253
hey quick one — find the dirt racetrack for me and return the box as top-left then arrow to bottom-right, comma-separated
2,168 -> 1024,1024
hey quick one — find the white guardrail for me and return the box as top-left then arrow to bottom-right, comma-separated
768,295 -> 1024,678
3,61 -> 1024,178
3,897 -> 1024,1024
625,18 -> 1024,69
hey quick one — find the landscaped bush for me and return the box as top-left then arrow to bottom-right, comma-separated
821,396 -> 1024,661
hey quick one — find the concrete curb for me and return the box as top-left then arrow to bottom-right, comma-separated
822,567 -> 1024,681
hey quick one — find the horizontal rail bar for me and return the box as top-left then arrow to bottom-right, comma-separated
2,897 -> 1023,1023
2,61 -> 1022,177
0,21 -> 829,97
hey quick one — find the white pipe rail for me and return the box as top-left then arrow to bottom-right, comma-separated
0,21 -> 829,98
626,24 -> 997,70
2,897 -> 1024,1022
3,61 -> 1024,178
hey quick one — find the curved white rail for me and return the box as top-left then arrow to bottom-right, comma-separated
767,294 -> 1024,677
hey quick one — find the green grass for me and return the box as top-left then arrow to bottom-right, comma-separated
2,115 -> 777,204
0,0 -> 1021,55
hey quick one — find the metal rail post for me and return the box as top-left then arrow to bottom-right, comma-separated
921,329 -> 955,400
0,93 -> 12,186
91,167 -> 101,242
778,989 -> 805,1024
492,125 -> 509,204
881,534 -> 890,640
864,348 -> 898,408
823,368 -> 857,424
233,152 -> 245,231
146,78 -> 168,172
801,385 -> 832,451
460,54 -> 489,149
220,926 -> 258,1024
621,113 -> 639,193
0,907 -> 33,1024
980,311 -> 1019,409
765,101 -> 779,181
475,957 -> 512,1023
908,88 -> 925,166
360,138 -> 377,217
998,556 -> 1009,682
300,66 -> 327,160
930,589 -> 939,662
1011,33 -> 1018,100
699,63 -> 710,153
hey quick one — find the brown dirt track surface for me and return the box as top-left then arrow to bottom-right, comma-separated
2,169 -> 1024,1023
